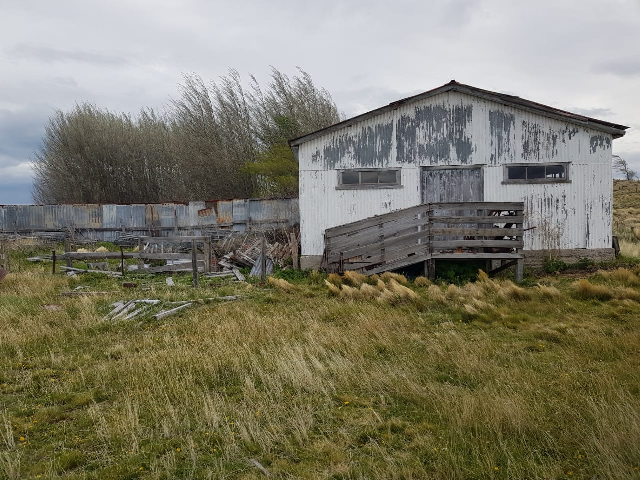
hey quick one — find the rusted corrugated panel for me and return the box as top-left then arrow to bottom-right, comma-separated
217,200 -> 233,225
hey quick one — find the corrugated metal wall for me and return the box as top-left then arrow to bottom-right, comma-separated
298,91 -> 616,256
0,198 -> 299,240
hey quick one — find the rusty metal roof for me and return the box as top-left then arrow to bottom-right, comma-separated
289,80 -> 629,146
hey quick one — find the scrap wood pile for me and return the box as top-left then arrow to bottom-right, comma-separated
103,295 -> 239,321
22,227 -> 301,280
213,229 -> 299,272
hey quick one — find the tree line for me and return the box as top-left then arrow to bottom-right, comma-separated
32,68 -> 341,204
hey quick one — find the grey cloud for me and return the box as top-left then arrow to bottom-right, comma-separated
0,183 -> 33,205
8,43 -> 130,66
570,107 -> 613,117
592,58 -> 640,77
0,108 -> 47,160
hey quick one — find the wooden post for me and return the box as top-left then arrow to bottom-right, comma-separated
203,240 -> 211,273
289,232 -> 299,270
64,239 -> 72,268
52,250 -> 56,274
191,239 -> 199,287
0,241 -> 6,270
260,234 -> 267,283
516,258 -> 524,283
120,246 -> 125,275
137,238 -> 144,270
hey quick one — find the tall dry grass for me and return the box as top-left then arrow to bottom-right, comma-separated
1,267 -> 639,479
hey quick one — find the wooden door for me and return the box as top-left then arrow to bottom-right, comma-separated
421,166 -> 484,203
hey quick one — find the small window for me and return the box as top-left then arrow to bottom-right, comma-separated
503,163 -> 569,184
337,169 -> 401,189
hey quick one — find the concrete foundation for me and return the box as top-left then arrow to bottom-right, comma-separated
300,255 -> 323,270
522,248 -> 615,268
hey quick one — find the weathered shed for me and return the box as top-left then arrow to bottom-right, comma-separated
290,81 -> 628,270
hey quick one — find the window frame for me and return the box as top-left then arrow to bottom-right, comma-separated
336,168 -> 402,189
502,162 -> 571,184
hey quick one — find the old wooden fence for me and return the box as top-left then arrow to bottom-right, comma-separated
323,202 -> 525,281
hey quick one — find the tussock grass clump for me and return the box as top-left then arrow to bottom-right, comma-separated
445,284 -> 460,299
499,281 -> 532,302
387,279 -> 418,301
359,283 -> 382,299
267,276 -> 296,292
427,284 -> 446,303
572,279 -> 614,301
339,284 -> 361,299
599,268 -> 640,286
476,269 -> 501,293
535,284 -> 561,299
324,279 -> 341,295
414,276 -> 431,287
614,287 -> 640,302
342,270 -> 366,287
376,279 -> 386,291
326,273 -> 343,286
380,272 -> 408,284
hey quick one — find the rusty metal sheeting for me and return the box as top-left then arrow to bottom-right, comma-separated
0,199 -> 299,241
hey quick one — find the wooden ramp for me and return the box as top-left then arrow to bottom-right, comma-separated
323,202 -> 525,281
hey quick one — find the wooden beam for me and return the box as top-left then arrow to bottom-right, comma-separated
430,227 -> 524,237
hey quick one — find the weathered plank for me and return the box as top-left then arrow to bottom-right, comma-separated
429,215 -> 523,224
428,202 -> 524,211
325,204 -> 429,237
366,253 -> 432,275
430,239 -> 523,249
326,215 -> 429,247
140,236 -> 208,242
430,252 -> 523,259
62,252 -> 138,259
327,230 -> 429,262
138,253 -> 204,260
429,227 -> 524,237
327,223 -> 427,252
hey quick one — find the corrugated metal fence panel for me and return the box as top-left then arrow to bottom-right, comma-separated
216,200 -> 234,225
0,199 -> 299,239
248,198 -> 300,225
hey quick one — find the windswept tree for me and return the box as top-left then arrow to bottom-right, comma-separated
33,67 -> 341,203
32,104 -> 177,204
613,155 -> 637,181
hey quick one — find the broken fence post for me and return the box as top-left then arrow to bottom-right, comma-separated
191,239 -> 199,287
260,234 -> 267,283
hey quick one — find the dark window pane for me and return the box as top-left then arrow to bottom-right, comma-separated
546,165 -> 565,178
341,171 -> 359,184
360,171 -> 379,184
507,166 -> 527,179
528,166 -> 545,179
378,170 -> 397,184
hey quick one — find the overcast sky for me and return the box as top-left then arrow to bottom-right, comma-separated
1,0 -> 639,204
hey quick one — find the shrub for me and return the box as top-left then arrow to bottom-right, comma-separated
543,257 -> 567,273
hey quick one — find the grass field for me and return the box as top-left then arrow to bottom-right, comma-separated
1,182 -> 640,479
1,262 -> 640,479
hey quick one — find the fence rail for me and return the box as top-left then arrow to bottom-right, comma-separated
323,202 -> 525,281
